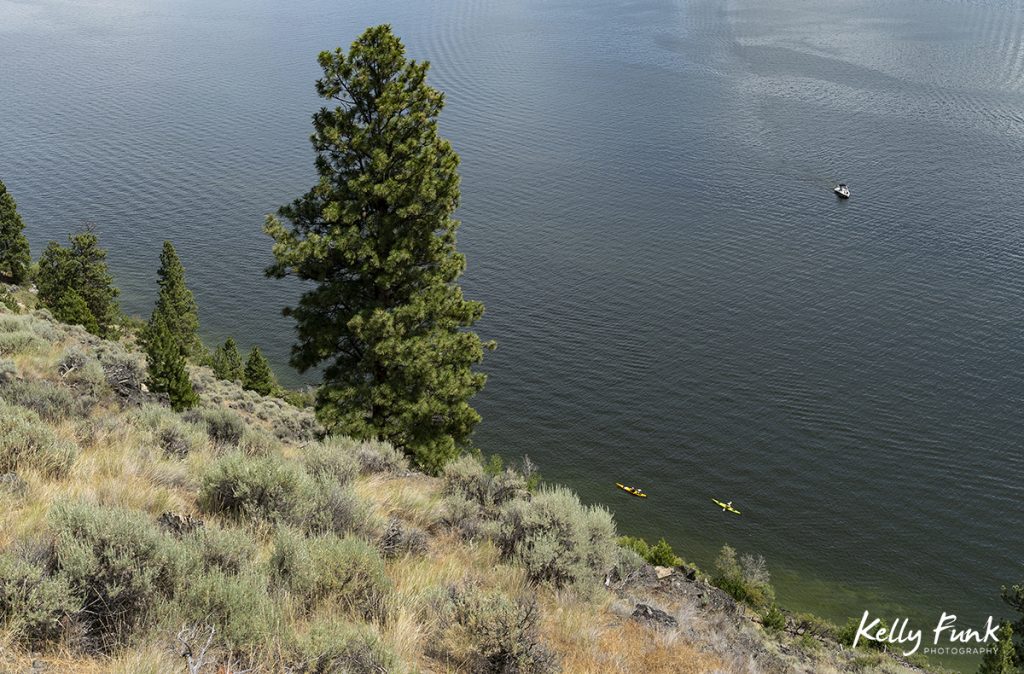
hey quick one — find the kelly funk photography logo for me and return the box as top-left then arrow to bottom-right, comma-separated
852,610 -> 1001,656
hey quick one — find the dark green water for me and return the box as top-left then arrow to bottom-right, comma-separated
3,0 -> 1023,669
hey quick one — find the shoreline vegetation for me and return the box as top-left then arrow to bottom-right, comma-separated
0,23 -> 1013,674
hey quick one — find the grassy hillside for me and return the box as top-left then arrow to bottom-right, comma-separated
0,295 -> 938,673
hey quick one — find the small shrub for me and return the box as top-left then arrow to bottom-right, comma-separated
57,348 -> 108,396
354,440 -> 408,475
0,330 -> 44,356
0,379 -> 92,420
0,358 -> 16,383
49,502 -> 186,647
186,407 -> 247,446
497,485 -> 617,588
434,587 -> 557,674
175,570 -> 276,653
302,438 -> 360,487
838,615 -> 890,652
199,453 -> 314,523
0,401 -> 77,476
618,536 -> 684,567
713,545 -> 776,608
238,427 -> 282,456
290,619 -> 396,674
305,483 -> 374,537
379,518 -> 428,558
188,525 -> 258,575
443,456 -> 528,516
272,532 -> 390,621
762,604 -> 786,632
440,494 -> 488,541
0,552 -> 80,645
100,352 -> 146,400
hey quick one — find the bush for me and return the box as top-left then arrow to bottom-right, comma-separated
238,427 -> 282,456
762,604 -> 786,632
354,440 -> 408,475
379,518 -> 428,559
838,615 -> 890,652
187,525 -> 258,575
0,552 -> 80,645
0,379 -> 93,421
0,401 -> 77,476
186,407 -> 247,446
290,619 -> 396,674
497,486 -> 617,588
49,502 -> 186,647
174,570 -> 276,653
271,532 -> 390,621
618,536 -> 684,567
305,483 -> 374,537
0,330 -> 44,356
199,453 -> 314,523
439,494 -> 489,541
303,438 -> 360,487
433,587 -> 557,674
443,455 -> 528,516
713,545 -> 776,608
99,352 -> 146,401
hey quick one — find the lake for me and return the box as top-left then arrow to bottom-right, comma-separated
2,0 -> 1023,669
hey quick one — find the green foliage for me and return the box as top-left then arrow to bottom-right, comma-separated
0,552 -> 80,645
0,180 -> 31,284
174,570 -> 277,652
210,336 -> 244,381
271,531 -> 390,621
199,452 -> 315,523
290,619 -> 397,674
0,379 -> 93,420
265,25 -> 490,473
837,616 -> 890,652
145,313 -> 199,412
497,485 -> 617,588
51,289 -> 99,334
0,400 -> 77,476
1001,582 -> 1024,665
979,621 -> 1017,674
187,525 -> 258,575
49,502 -> 186,647
434,587 -> 556,674
762,604 -> 786,632
243,345 -> 276,395
0,329 -> 44,356
186,406 -> 246,446
302,438 -> 360,487
36,229 -> 120,337
148,241 -> 203,359
713,545 -> 776,609
0,288 -> 19,312
443,455 -> 529,517
617,536 -> 684,567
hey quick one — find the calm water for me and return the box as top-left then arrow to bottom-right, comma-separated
3,0 -> 1023,669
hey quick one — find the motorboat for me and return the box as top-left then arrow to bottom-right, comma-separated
834,183 -> 850,199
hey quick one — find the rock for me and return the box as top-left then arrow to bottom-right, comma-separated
654,565 -> 675,579
631,603 -> 678,628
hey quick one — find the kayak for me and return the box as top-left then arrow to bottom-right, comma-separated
616,483 -> 647,498
712,498 -> 741,515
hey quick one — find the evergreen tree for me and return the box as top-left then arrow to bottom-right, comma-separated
265,25 -> 490,471
242,346 -> 276,395
148,241 -> 202,358
52,289 -> 99,334
979,621 -> 1017,674
211,337 -> 244,381
1002,583 -> 1024,666
0,180 -> 31,283
145,313 -> 198,411
36,228 -> 120,336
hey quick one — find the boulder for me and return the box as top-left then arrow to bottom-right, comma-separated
631,603 -> 678,628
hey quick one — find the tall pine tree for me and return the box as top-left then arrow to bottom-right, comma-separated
265,25 -> 490,471
145,313 -> 198,411
242,346 -> 276,395
36,229 -> 119,336
0,180 -> 31,284
211,337 -> 244,381
148,241 -> 202,358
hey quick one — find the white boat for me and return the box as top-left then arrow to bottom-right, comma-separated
834,183 -> 850,199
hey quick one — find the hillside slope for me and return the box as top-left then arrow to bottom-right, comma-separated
0,298 -> 937,674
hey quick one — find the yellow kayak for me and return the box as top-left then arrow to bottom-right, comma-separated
712,498 -> 741,515
616,483 -> 647,498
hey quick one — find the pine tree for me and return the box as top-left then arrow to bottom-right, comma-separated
1002,583 -> 1024,666
979,621 -> 1017,674
145,313 -> 198,412
265,25 -> 490,472
148,241 -> 202,358
0,180 -> 31,284
211,337 -> 244,381
36,228 -> 120,337
52,289 -> 99,334
242,346 -> 276,395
